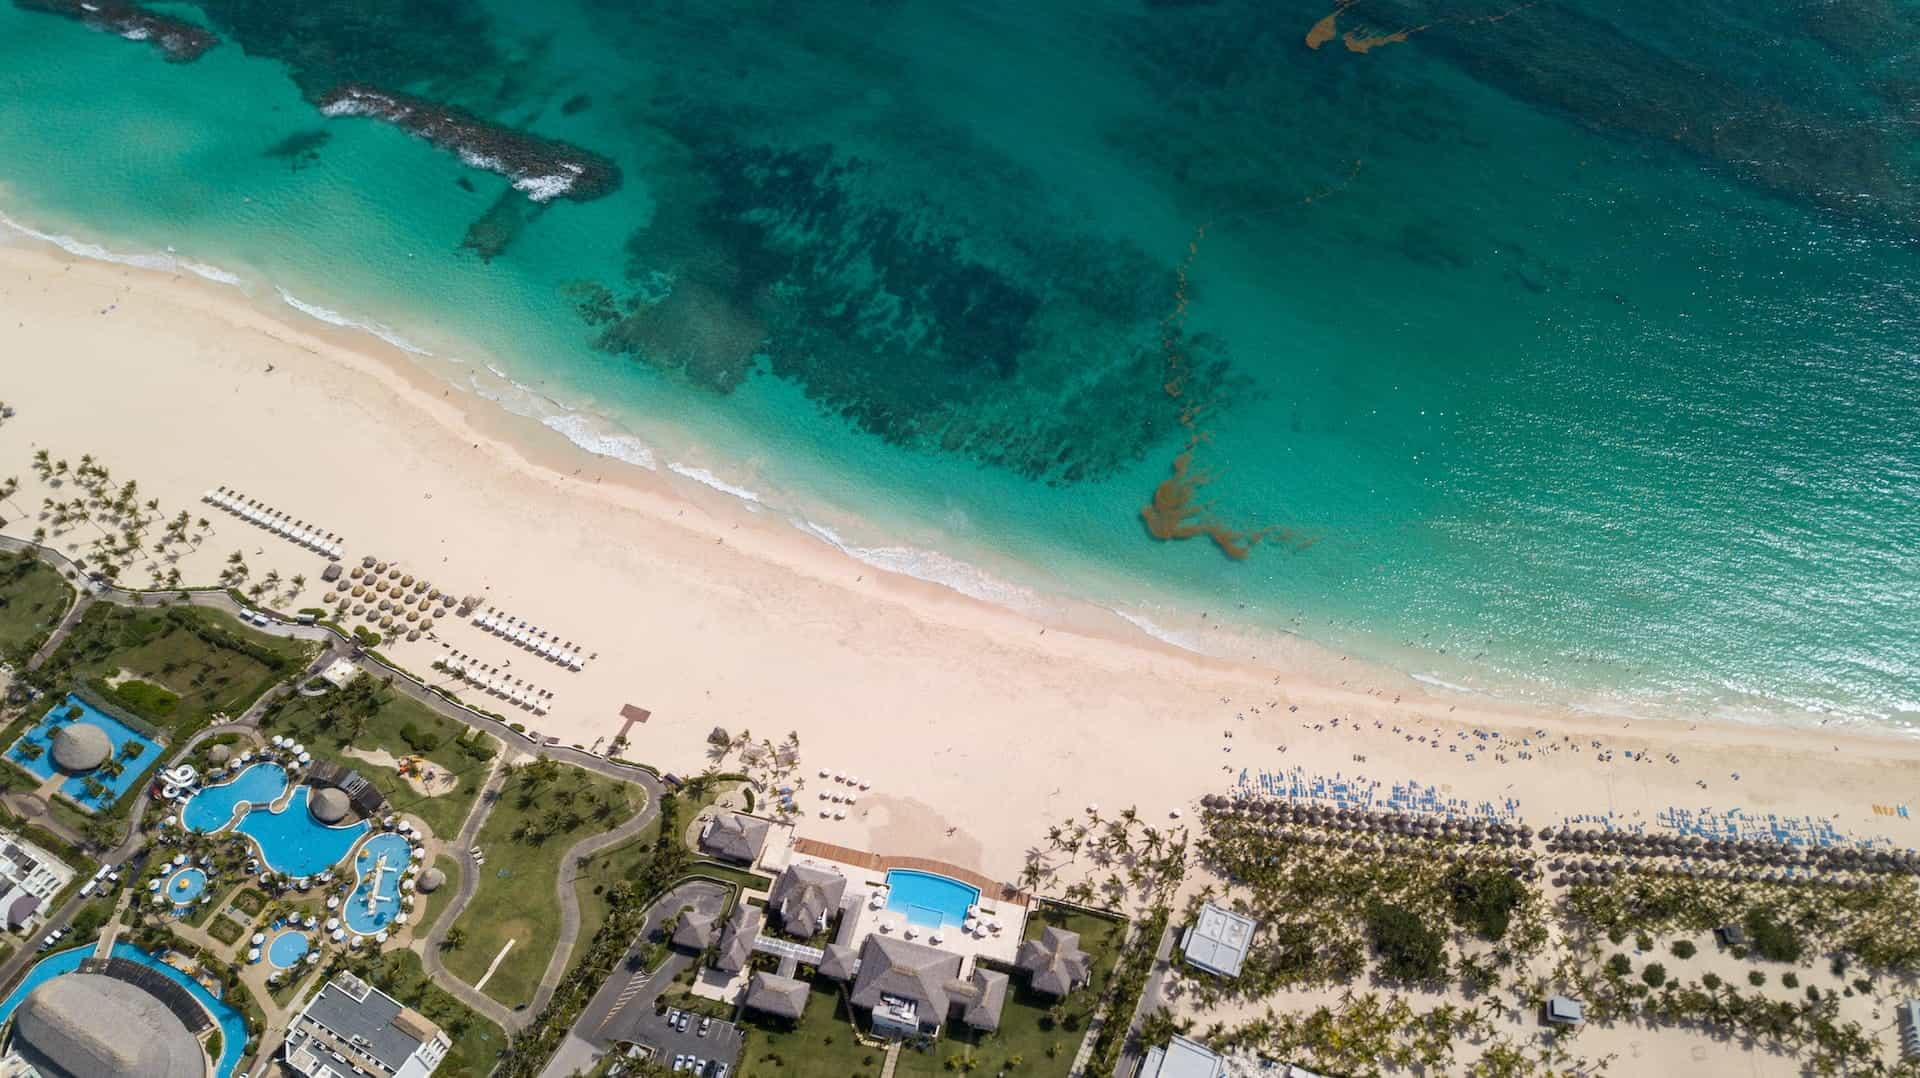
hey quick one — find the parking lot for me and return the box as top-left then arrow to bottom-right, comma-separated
645,1005 -> 742,1076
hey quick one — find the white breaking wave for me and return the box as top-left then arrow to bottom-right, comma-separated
669,463 -> 762,505
0,210 -> 177,271
1111,609 -> 1204,654
275,287 -> 431,356
541,413 -> 656,470
181,260 -> 242,285
1410,672 -> 1480,695
793,520 -> 1039,608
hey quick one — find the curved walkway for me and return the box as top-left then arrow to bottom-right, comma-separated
0,539 -> 672,1046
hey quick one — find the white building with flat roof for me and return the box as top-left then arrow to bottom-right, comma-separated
284,974 -> 450,1078
0,832 -> 73,935
1180,903 -> 1257,979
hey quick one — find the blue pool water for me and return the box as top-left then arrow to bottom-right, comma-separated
0,942 -> 247,1078
234,787 -> 369,877
343,833 -> 410,935
183,762 -> 290,832
6,694 -> 162,812
267,930 -> 310,969
884,870 -> 979,930
166,867 -> 209,906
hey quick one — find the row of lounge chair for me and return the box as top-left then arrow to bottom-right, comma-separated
204,488 -> 344,559
470,609 -> 586,670
438,656 -> 551,714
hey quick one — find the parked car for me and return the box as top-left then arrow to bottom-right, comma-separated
698,1016 -> 711,1037
675,1012 -> 691,1033
672,1055 -> 685,1072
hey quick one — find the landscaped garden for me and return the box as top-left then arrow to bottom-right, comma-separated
22,601 -> 315,742
440,755 -> 644,1008
0,550 -> 72,660
260,673 -> 498,839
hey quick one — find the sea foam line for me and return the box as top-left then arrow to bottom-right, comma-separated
669,463 -> 763,505
274,287 -> 431,356
539,413 -> 656,470
792,519 -> 1041,609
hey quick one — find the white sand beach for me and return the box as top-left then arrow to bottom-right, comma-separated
3,239 -> 1918,897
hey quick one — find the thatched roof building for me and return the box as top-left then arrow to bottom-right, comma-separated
49,724 -> 110,773
5,973 -> 206,1078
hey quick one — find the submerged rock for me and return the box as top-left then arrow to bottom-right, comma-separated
14,0 -> 218,62
317,83 -> 620,203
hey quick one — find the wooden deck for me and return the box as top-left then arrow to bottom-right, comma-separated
791,839 -> 1029,907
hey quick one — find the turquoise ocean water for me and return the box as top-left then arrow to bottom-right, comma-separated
1,0 -> 1915,727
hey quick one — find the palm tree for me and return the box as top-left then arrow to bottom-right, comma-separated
442,926 -> 466,950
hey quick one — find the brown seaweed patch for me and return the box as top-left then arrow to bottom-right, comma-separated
1141,446 -> 1280,560
14,0 -> 217,61
1305,1 -> 1535,56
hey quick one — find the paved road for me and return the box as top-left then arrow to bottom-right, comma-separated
1110,917 -> 1180,1078
0,538 -> 678,1066
545,879 -> 736,1078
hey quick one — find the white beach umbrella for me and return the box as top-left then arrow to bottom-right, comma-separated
306,952 -> 319,964
375,931 -> 389,944
331,929 -> 345,942
252,933 -> 266,945
248,948 -> 261,961
326,917 -> 340,930
148,880 -> 162,892
395,912 -> 407,925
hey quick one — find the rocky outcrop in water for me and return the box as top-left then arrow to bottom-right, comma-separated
316,84 -> 620,203
15,0 -> 217,62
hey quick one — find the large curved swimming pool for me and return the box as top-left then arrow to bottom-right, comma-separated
884,869 -> 980,930
234,787 -> 370,877
183,762 -> 289,832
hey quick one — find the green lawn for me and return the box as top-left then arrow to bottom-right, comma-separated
30,602 -> 315,740
417,855 -> 462,931
0,552 -> 73,658
441,759 -> 643,1007
260,676 -> 498,840
334,949 -> 505,1078
737,982 -> 888,1078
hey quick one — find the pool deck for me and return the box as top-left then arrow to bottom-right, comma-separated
785,838 -> 1030,907
763,848 -> 1032,968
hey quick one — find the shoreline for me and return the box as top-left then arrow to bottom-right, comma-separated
3,229 -> 1917,885
0,205 -> 1895,737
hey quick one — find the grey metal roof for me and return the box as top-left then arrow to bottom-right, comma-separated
743,973 -> 811,1020
1139,1034 -> 1225,1078
300,975 -> 440,1072
850,935 -> 960,1018
715,903 -> 763,973
768,863 -> 846,937
1181,903 -> 1257,979
1015,926 -> 1092,997
8,972 -> 205,1078
700,813 -> 771,864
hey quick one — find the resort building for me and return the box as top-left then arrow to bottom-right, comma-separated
714,903 -> 763,973
0,833 -> 73,934
1015,925 -> 1092,997
671,909 -> 719,952
767,862 -> 848,937
283,973 -> 450,1078
741,972 -> 811,1021
699,811 -> 771,865
831,934 -> 1007,1038
1545,995 -> 1585,1027
1181,903 -> 1257,979
1139,1034 -> 1227,1078
1899,999 -> 1920,1060
304,761 -> 387,820
0,969 -> 210,1077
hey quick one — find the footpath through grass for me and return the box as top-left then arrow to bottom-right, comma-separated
0,552 -> 73,659
261,674 -> 497,840
441,757 -> 643,1008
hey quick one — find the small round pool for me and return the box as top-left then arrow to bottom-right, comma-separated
267,930 -> 310,969
166,867 -> 209,905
